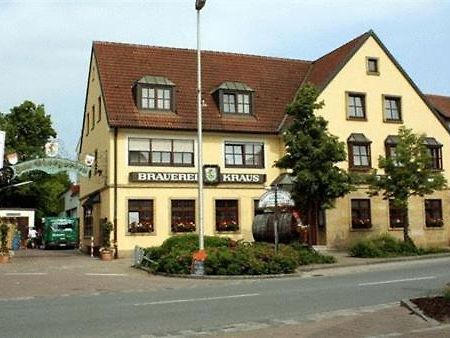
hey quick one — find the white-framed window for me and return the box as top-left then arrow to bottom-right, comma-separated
128,138 -> 194,167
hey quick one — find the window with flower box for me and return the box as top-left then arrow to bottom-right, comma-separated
389,200 -> 407,228
215,199 -> 239,232
351,199 -> 371,229
425,199 -> 443,228
128,199 -> 154,233
171,200 -> 196,233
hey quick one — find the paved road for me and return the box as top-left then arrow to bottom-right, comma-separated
1,250 -> 449,337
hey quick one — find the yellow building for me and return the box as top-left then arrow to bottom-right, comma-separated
79,30 -> 450,256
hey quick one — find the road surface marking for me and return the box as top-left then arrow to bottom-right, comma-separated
85,273 -> 128,276
4,272 -> 48,276
134,293 -> 260,306
0,296 -> 35,302
359,276 -> 436,286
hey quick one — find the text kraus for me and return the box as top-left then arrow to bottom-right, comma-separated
130,172 -> 266,184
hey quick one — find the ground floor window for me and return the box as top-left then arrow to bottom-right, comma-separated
215,199 -> 239,232
128,199 -> 154,233
351,199 -> 371,229
83,206 -> 93,237
171,200 -> 196,232
389,200 -> 407,228
425,199 -> 443,227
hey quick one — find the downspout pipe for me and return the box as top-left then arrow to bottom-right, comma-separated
113,127 -> 118,259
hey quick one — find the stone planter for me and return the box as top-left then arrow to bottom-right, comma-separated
0,255 -> 10,264
100,250 -> 113,261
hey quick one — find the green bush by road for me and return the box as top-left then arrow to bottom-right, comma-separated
349,234 -> 450,258
142,234 -> 335,275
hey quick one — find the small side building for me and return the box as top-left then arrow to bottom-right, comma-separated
59,184 -> 80,218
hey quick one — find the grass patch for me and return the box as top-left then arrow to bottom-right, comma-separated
142,234 -> 335,275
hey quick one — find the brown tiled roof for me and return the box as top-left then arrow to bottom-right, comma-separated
94,42 -> 311,134
425,94 -> 450,119
305,31 -> 371,91
95,30 -> 441,136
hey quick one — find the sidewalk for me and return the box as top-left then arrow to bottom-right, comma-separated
218,303 -> 450,337
298,249 -> 450,273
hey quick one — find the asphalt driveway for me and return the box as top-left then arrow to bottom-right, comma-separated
0,248 -> 229,300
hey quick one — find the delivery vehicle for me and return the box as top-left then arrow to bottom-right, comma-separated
42,217 -> 79,249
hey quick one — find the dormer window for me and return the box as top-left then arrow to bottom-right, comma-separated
136,76 -> 175,111
424,137 -> 443,170
347,133 -> 372,171
213,82 -> 254,115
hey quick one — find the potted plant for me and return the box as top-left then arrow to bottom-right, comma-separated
172,220 -> 196,233
216,219 -> 239,232
0,222 -> 11,263
99,220 -> 113,261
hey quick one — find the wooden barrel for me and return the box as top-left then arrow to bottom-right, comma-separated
252,212 -> 297,244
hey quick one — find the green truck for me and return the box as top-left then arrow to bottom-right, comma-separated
43,217 -> 79,249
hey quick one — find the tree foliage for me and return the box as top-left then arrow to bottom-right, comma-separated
276,84 -> 354,242
0,101 -> 70,225
366,126 -> 446,243
0,100 -> 56,161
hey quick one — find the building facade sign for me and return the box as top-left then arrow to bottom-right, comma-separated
130,171 -> 266,184
12,158 -> 91,178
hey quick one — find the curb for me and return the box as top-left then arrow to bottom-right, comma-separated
400,299 -> 441,326
298,252 -> 450,272
134,265 -> 303,279
134,253 -> 450,280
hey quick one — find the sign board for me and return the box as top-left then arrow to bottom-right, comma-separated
12,158 -> 91,178
130,171 -> 266,184
258,189 -> 295,209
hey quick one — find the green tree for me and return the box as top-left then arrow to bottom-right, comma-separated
0,100 -> 56,161
367,126 -> 446,245
0,101 -> 70,222
276,84 -> 354,245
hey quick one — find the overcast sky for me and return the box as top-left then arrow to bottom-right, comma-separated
1,0 -> 449,158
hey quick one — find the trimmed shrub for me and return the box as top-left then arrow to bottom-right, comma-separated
142,235 -> 336,275
348,233 -> 450,258
444,284 -> 450,300
349,239 -> 383,258
160,234 -> 230,254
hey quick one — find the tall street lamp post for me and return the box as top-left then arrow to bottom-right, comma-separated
192,0 -> 207,275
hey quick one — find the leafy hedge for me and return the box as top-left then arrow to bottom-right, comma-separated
142,234 -> 335,275
349,234 -> 450,258
444,284 -> 450,300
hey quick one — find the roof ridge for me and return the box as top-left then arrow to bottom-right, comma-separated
425,93 -> 450,99
312,30 -> 371,64
93,40 -> 312,64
